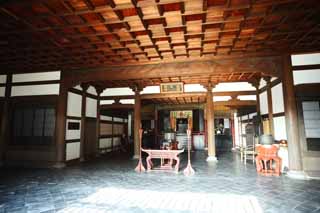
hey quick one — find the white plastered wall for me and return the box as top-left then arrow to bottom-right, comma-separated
291,53 -> 320,173
0,75 -> 6,98
86,97 -> 97,118
0,87 -> 5,97
10,72 -> 61,96
65,87 -> 82,161
11,84 -> 60,96
259,91 -> 268,115
12,71 -> 60,82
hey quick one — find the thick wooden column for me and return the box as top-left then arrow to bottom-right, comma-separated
264,77 -> 274,135
251,79 -> 262,135
0,74 -> 12,167
206,83 -> 217,162
154,107 -> 158,147
133,87 -> 142,159
282,54 -> 305,178
80,83 -> 89,162
95,86 -> 104,157
54,75 -> 68,168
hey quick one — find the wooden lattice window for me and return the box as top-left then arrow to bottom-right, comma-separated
12,105 -> 56,145
302,101 -> 320,151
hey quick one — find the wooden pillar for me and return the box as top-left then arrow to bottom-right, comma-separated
230,115 -> 236,150
133,87 -> 142,159
264,77 -> 274,135
206,83 -> 217,162
54,75 -> 68,168
251,79 -> 262,135
95,86 -> 103,157
0,74 -> 12,167
80,83 -> 89,162
282,54 -> 305,178
154,107 -> 158,147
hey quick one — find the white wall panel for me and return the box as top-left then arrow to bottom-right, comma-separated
303,101 -> 320,138
303,102 -> 319,111
184,84 -> 206,92
213,96 -> 231,102
120,99 -> 134,104
11,84 -> 60,96
303,111 -> 320,120
113,137 -> 120,146
99,138 -> 112,148
259,91 -> 268,115
86,97 -> 97,118
141,86 -> 160,94
0,87 -> 5,97
87,86 -> 97,95
67,92 -> 82,117
101,87 -> 134,96
66,142 -> 80,161
241,115 -> 249,120
249,112 -> 257,119
114,117 -> 123,122
100,100 -> 114,105
305,129 -> 320,138
238,95 -> 256,100
213,82 -> 255,92
101,115 -> 113,121
291,53 -> 320,66
65,119 -> 81,140
12,71 -> 60,82
273,116 -> 287,140
74,85 -> 82,90
0,75 -> 6,84
259,79 -> 266,89
293,70 -> 320,85
193,135 -> 205,150
271,83 -> 284,113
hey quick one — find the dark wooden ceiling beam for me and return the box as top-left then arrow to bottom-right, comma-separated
65,56 -> 281,85
99,90 -> 256,100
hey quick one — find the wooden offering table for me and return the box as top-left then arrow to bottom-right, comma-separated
255,145 -> 282,176
142,148 -> 184,173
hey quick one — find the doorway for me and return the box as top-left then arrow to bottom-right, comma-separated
84,118 -> 97,159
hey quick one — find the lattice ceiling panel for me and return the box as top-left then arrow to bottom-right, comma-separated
0,0 -> 319,72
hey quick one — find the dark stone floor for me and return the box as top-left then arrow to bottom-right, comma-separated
0,151 -> 320,213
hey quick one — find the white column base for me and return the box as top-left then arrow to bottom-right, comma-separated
286,170 -> 308,180
132,155 -> 140,160
53,162 -> 66,169
206,156 -> 218,162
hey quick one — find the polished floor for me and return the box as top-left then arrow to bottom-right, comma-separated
0,151 -> 320,213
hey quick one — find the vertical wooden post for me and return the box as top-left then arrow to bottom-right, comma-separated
133,87 -> 142,159
0,74 -> 12,167
154,107 -> 158,147
206,83 -> 217,162
230,115 -> 235,150
282,54 -> 305,178
264,77 -> 274,136
252,80 -> 263,135
54,74 -> 68,168
95,86 -> 103,157
80,83 -> 89,162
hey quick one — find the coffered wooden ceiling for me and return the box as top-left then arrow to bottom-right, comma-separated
0,0 -> 319,73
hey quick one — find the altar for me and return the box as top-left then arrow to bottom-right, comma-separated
142,148 -> 184,173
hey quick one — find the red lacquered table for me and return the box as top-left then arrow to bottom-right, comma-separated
142,148 -> 184,173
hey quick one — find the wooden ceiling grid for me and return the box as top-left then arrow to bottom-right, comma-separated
0,0 -> 319,72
